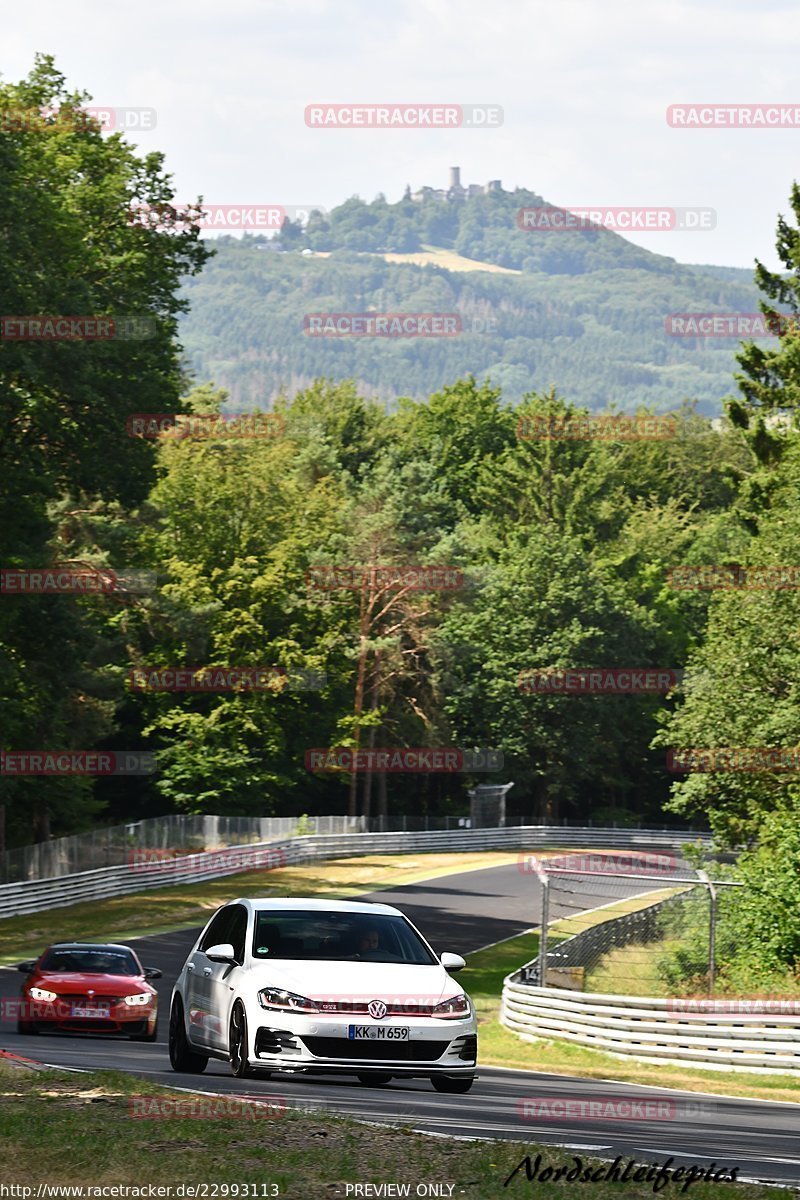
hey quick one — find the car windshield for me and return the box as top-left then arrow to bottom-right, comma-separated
39,948 -> 140,975
252,911 -> 438,965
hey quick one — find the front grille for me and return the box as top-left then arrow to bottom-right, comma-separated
315,1002 -> 438,1017
58,995 -> 121,1007
301,1037 -> 448,1062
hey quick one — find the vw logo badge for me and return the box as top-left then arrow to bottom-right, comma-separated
368,1000 -> 387,1019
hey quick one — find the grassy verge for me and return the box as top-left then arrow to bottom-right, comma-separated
0,851 -> 520,963
0,1060 -> 787,1199
464,934 -> 800,1105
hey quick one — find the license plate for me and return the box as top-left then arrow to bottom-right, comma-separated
71,1004 -> 110,1018
348,1025 -> 409,1041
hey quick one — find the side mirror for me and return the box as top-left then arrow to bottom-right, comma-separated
440,952 -> 466,973
205,943 -> 236,963
16,961 -> 37,974
143,967 -> 162,980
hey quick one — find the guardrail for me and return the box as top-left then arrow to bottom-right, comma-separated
501,979 -> 800,1075
0,825 -> 712,920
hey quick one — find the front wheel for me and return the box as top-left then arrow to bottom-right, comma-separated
229,1002 -> 252,1078
16,1019 -> 38,1035
169,998 -> 208,1073
431,1074 -> 475,1094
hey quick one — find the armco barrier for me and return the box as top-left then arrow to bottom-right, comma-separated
501,979 -> 800,1075
0,825 -> 711,919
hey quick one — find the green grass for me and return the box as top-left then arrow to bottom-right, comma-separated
585,940 -> 673,996
0,1060 -> 788,1199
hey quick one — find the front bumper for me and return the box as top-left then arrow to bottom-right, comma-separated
21,996 -> 157,1035
246,1007 -> 477,1076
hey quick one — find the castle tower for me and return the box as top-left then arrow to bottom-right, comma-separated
449,166 -> 461,189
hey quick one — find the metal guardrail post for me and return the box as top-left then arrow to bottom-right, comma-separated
539,874 -> 549,984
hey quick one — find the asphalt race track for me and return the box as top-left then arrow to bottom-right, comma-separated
2,862 -> 798,1184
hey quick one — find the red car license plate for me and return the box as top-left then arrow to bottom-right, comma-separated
70,1003 -> 110,1018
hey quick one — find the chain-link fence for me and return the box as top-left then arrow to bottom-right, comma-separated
0,814 -> 367,883
520,851 -> 743,997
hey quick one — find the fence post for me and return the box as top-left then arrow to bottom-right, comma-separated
538,872 -> 549,985
698,869 -> 717,997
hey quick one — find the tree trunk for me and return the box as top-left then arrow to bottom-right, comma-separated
348,581 -> 372,818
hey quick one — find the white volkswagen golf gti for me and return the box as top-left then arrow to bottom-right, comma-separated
169,897 -> 477,1092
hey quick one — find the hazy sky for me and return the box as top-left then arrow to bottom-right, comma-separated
5,0 -> 800,269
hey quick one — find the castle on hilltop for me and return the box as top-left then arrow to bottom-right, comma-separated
406,167 -> 503,204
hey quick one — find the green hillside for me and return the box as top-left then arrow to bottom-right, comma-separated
178,188 -> 761,412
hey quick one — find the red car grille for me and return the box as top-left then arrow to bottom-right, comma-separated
58,995 -> 122,1006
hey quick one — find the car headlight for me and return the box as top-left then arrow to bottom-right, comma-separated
258,987 -> 319,1013
29,987 -> 57,1003
123,992 -> 152,1006
432,994 -> 470,1019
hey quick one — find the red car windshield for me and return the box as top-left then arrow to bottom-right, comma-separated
39,948 -> 140,975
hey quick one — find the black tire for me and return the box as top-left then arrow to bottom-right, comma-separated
431,1074 -> 475,1094
16,1019 -> 38,1035
229,1002 -> 252,1078
356,1073 -> 392,1086
168,997 -> 208,1073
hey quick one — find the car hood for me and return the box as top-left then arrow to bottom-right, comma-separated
242,960 -> 463,1006
30,973 -> 152,994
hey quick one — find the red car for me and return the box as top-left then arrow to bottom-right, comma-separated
16,942 -> 161,1041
